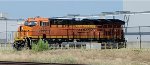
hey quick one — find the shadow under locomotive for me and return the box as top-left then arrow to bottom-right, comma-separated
13,16 -> 126,50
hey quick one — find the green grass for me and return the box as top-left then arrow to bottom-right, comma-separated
32,39 -> 49,51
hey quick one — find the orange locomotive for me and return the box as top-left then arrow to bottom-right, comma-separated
13,16 -> 125,49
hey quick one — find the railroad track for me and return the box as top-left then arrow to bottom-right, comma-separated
0,61 -> 86,65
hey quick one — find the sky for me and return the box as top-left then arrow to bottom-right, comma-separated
123,0 -> 150,26
0,0 -> 123,19
123,0 -> 150,41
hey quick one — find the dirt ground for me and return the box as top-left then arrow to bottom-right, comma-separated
0,48 -> 150,65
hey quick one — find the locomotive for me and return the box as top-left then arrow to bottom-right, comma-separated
13,16 -> 126,50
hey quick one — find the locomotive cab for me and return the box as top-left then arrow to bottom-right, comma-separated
14,17 -> 49,50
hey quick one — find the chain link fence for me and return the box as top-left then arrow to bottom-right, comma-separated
125,26 -> 150,49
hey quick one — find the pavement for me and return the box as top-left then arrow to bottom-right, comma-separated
0,61 -> 86,65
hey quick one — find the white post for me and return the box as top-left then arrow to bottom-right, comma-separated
117,43 -> 119,49
5,20 -> 7,48
105,42 -> 106,49
0,12 -> 2,17
61,44 -> 62,49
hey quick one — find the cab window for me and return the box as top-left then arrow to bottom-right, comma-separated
40,22 -> 49,26
24,21 -> 28,26
29,21 -> 37,26
24,21 -> 37,26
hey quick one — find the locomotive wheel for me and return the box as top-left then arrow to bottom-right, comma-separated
25,37 -> 32,49
13,42 -> 20,50
13,41 -> 25,50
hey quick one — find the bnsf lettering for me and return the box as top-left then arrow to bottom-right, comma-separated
75,25 -> 96,28
78,29 -> 94,31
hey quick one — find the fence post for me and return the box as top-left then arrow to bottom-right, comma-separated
139,26 -> 142,49
80,44 -> 82,49
68,44 -> 69,49
111,42 -> 113,49
90,42 -> 91,49
117,43 -> 118,49
124,42 -> 126,48
75,42 -> 76,49
105,42 -> 106,49
61,44 -> 62,49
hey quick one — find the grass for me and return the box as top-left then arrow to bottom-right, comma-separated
32,39 -> 49,51
0,48 -> 150,65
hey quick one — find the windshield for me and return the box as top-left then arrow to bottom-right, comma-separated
24,21 -> 37,26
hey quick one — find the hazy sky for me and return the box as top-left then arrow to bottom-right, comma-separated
123,0 -> 150,41
123,0 -> 150,26
0,0 -> 123,19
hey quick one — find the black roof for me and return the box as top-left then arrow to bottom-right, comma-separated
82,19 -> 125,24
49,18 -> 125,25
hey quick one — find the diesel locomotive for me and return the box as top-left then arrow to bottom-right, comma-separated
13,16 -> 126,50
